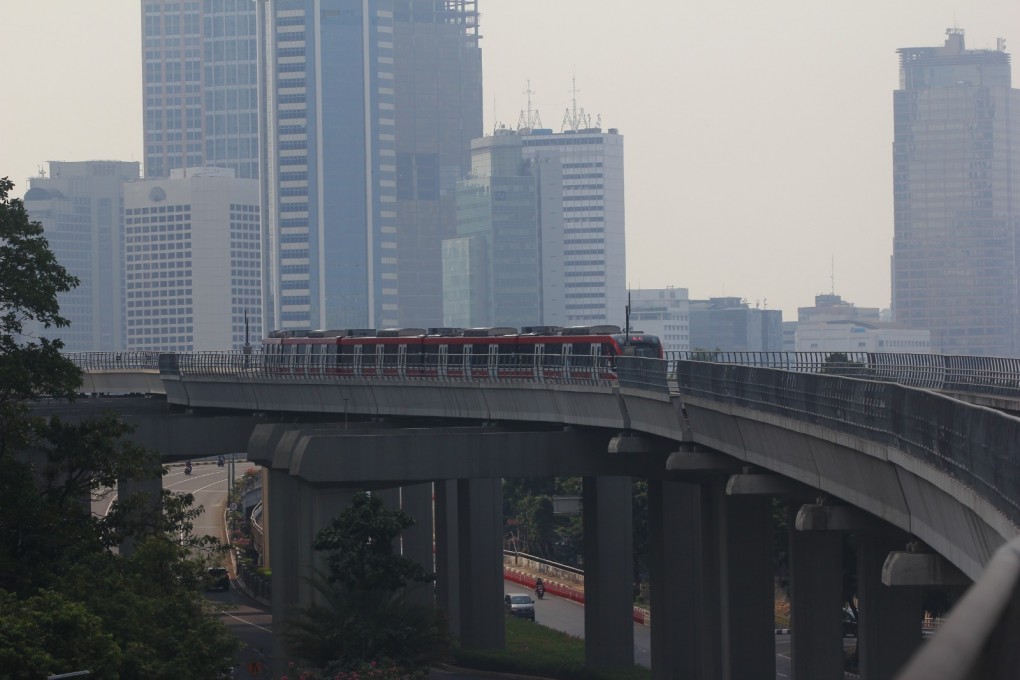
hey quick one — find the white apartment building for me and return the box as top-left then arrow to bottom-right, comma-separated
519,127 -> 626,326
123,168 -> 260,351
795,321 -> 930,353
628,287 -> 690,353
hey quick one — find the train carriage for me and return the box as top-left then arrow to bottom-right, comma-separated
261,324 -> 663,382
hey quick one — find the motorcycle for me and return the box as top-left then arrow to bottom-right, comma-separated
535,582 -> 545,600
217,455 -> 225,467
184,463 -> 193,475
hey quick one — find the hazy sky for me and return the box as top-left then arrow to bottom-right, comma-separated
2,1 -> 1018,319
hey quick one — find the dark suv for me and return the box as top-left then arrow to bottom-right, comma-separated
206,567 -> 230,592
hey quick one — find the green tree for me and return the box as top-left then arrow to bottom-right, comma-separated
631,479 -> 649,597
0,177 -> 239,678
283,492 -> 441,673
821,352 -> 867,377
518,494 -> 557,558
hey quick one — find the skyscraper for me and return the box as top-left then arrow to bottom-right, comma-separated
141,0 -> 260,179
23,161 -> 140,352
519,125 -> 626,327
443,115 -> 625,330
444,131 -> 563,328
892,29 -> 1020,356
258,0 -> 482,332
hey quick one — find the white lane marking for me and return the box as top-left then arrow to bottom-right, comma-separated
220,609 -> 272,633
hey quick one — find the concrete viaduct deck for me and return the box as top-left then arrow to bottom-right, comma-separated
61,353 -> 1020,679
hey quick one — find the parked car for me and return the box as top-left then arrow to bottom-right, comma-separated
505,592 -> 536,621
206,566 -> 230,592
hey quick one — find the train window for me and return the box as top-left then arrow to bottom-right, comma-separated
362,345 -> 377,367
470,345 -> 490,366
543,342 -> 562,367
498,343 -> 517,366
570,342 -> 593,367
382,343 -> 399,366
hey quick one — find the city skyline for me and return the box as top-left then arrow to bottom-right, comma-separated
3,1 -> 1019,321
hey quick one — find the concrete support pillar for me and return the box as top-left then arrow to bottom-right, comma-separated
858,534 -> 922,680
306,487 -> 357,601
698,479 -> 723,680
648,479 -> 702,679
789,507 -> 844,680
719,490 -> 776,679
582,475 -> 634,669
270,475 -> 355,677
401,483 -> 436,607
456,478 -> 504,650
269,468 -> 302,678
435,480 -> 461,638
117,473 -> 163,556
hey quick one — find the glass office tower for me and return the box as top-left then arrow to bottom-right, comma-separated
141,0 -> 260,180
892,29 -> 1020,356
258,0 -> 482,332
23,161 -> 141,352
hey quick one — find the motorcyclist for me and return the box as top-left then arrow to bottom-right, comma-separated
184,460 -> 193,475
217,455 -> 225,467
535,577 -> 545,599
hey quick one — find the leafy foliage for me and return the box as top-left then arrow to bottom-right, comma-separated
314,492 -> 433,592
283,492 -> 442,674
0,177 -> 81,438
0,177 -> 238,678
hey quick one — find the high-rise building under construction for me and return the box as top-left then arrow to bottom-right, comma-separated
258,0 -> 482,331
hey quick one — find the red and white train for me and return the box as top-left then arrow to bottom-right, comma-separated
261,325 -> 663,380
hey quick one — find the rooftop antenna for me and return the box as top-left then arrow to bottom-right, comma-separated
517,79 -> 543,130
561,73 -> 593,132
37,164 -> 47,178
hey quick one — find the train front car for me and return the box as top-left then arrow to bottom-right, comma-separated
611,331 -> 665,359
549,325 -> 624,381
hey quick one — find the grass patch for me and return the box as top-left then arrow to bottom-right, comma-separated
450,615 -> 651,680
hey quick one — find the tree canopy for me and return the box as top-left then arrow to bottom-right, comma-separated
0,177 -> 239,679
283,491 -> 440,676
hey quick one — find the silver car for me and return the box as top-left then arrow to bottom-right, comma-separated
504,592 -> 536,621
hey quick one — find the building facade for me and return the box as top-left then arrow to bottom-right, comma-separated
798,293 -> 880,324
689,297 -> 783,352
258,0 -> 482,333
518,126 -> 626,327
123,168 -> 261,351
23,161 -> 141,352
892,29 -> 1020,356
628,288 -> 690,353
444,131 -> 563,328
795,321 -> 930,353
141,0 -> 260,179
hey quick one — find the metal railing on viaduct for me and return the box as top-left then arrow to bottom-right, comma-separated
63,350 -> 1020,680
